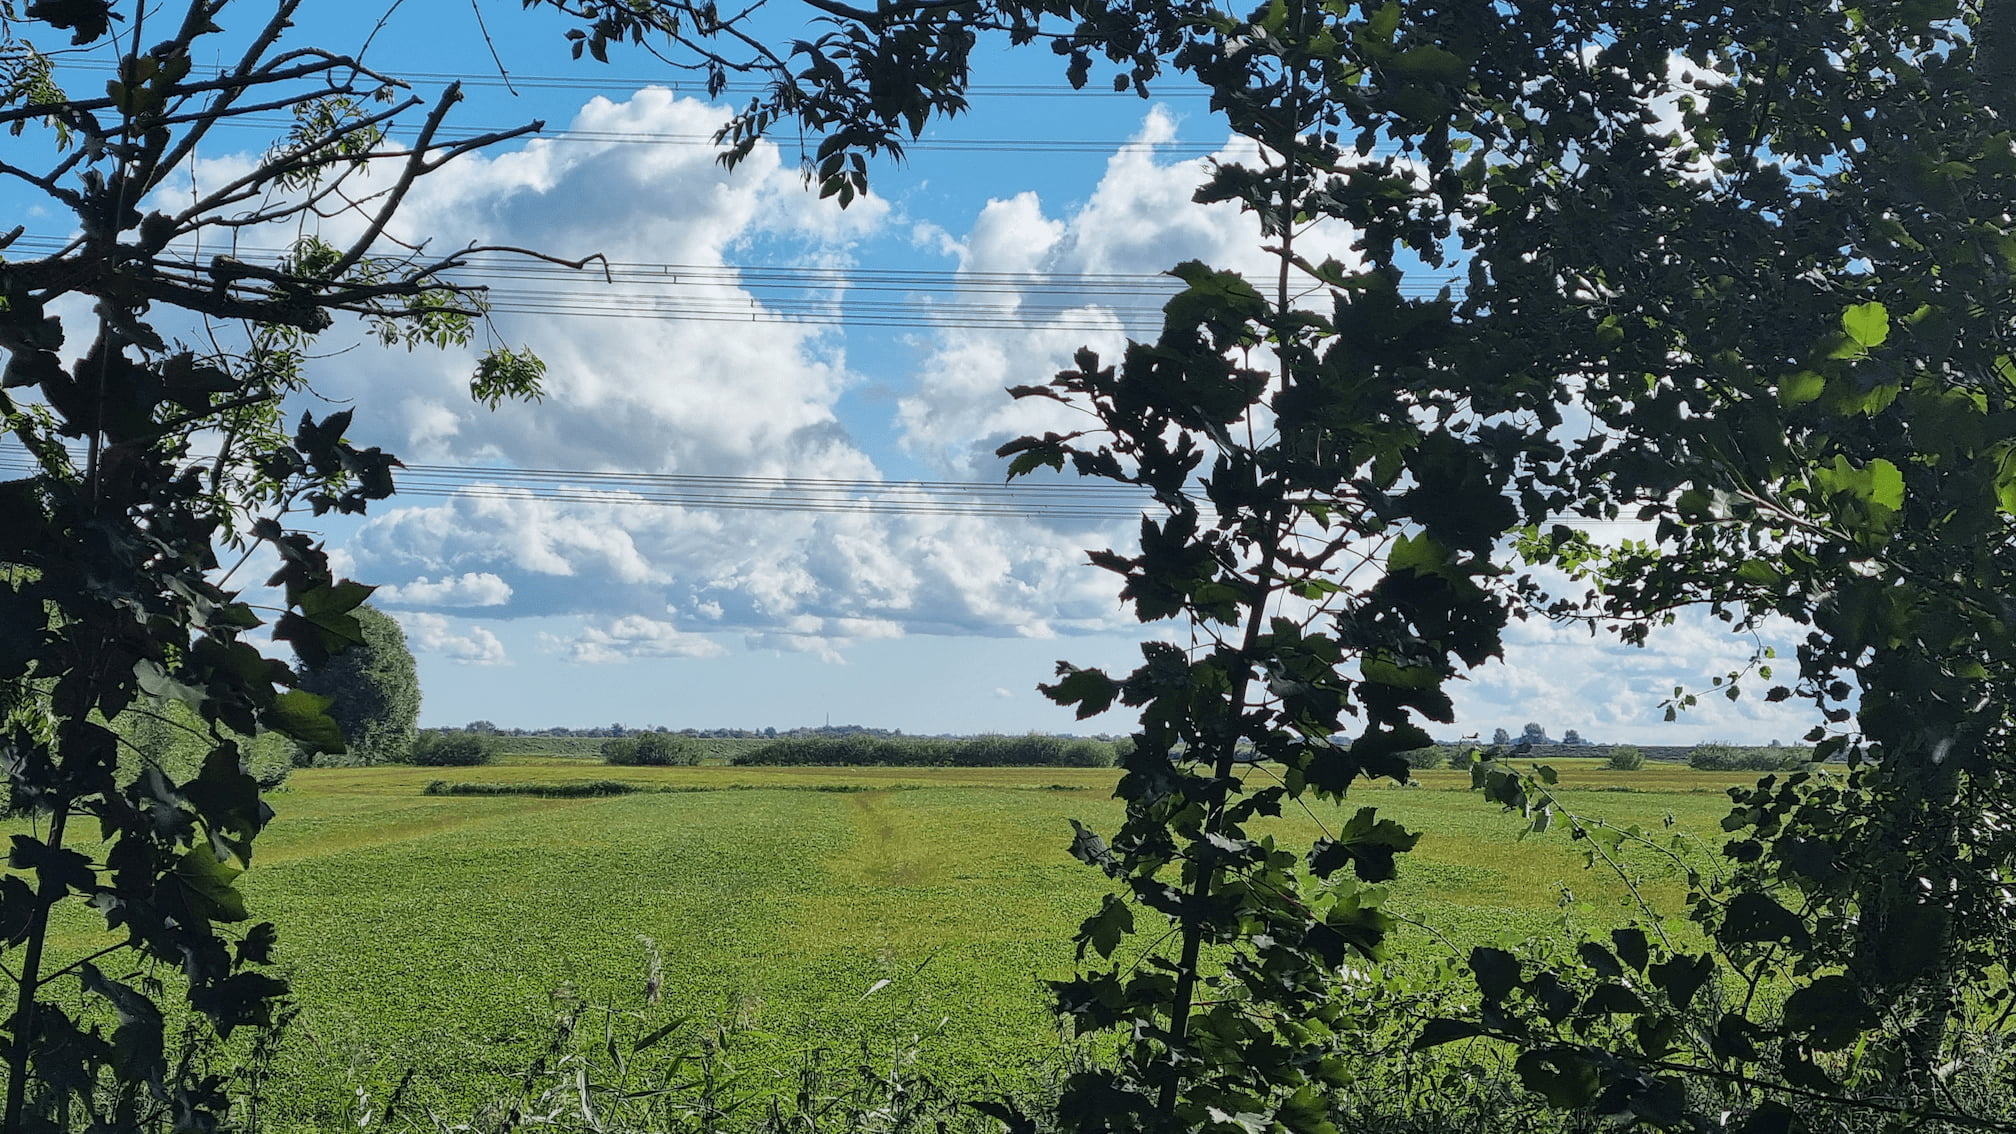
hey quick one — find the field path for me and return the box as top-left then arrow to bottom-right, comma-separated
832,789 -> 948,887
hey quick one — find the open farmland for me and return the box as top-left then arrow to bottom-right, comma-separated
41,757 -> 1769,1128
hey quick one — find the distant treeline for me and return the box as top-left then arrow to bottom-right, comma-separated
1395,742 -> 1817,771
733,733 -> 1117,767
437,721 -> 1124,742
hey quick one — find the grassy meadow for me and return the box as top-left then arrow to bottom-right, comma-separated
41,754 -> 1771,1128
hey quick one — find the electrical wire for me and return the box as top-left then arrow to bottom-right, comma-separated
0,450 -> 1653,527
0,452 -> 1153,520
55,58 -> 1216,100
2,235 -> 1463,332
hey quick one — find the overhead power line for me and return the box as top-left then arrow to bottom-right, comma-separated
390,462 -> 1151,519
225,114 -> 1253,158
0,450 -> 1656,528
0,453 -> 1154,520
56,58 -> 1215,100
3,235 -> 1463,333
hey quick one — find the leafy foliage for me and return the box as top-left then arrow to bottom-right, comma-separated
407,732 -> 501,768
602,732 -> 703,766
1603,746 -> 1645,773
734,734 -> 1116,767
294,604 -> 420,767
522,0 -> 1206,205
0,3 -> 557,1123
1685,744 -> 1802,774
423,778 -> 641,797
110,697 -> 296,790
989,0 -> 2016,1127
995,0 -> 1571,1117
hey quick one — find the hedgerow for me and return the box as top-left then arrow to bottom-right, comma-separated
732,734 -> 1115,767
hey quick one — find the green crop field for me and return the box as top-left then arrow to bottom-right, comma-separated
37,757 -> 1773,1129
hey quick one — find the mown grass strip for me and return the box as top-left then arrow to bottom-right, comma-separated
422,778 -> 1100,798
423,779 -> 902,797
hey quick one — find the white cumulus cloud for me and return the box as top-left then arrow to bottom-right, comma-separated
395,613 -> 509,666
375,572 -> 513,608
568,615 -> 727,663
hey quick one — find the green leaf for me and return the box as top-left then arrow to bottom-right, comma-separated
1413,1018 -> 1489,1049
1067,819 -> 1119,877
1275,1084 -> 1338,1134
1040,665 -> 1119,719
9,835 -> 96,898
1782,975 -> 1877,1050
79,962 -> 165,1089
1307,807 -> 1421,882
1360,656 -> 1440,689
1076,893 -> 1134,960
172,846 -> 248,923
1611,927 -> 1650,972
133,660 -> 206,707
1841,301 -> 1889,349
1581,982 -> 1648,1015
1469,946 -> 1520,1003
1777,370 -> 1825,406
1388,44 -> 1466,81
184,743 -> 271,864
1386,531 -> 1453,578
1717,892 -> 1811,951
1514,1048 -> 1601,1108
264,689 -> 345,754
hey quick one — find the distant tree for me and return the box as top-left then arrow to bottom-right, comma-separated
603,733 -> 702,766
1491,727 -> 1513,746
297,605 -> 420,766
1688,742 -> 1801,773
1401,747 -> 1447,770
0,2 -> 557,1119
1562,729 -> 1586,746
1605,745 -> 1646,772
1521,722 -> 1552,746
408,732 -> 498,767
465,719 -> 498,734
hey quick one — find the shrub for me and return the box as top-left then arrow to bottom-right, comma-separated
732,734 -> 1115,767
425,779 -> 640,798
1687,742 -> 1802,772
1605,745 -> 1646,771
1401,746 -> 1447,770
408,731 -> 498,766
603,733 -> 702,766
1448,746 -> 1477,770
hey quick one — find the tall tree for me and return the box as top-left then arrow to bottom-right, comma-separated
296,604 -> 420,766
998,0 -> 2016,1127
0,3 -> 557,1123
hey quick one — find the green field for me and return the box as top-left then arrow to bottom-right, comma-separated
46,757 -> 1767,1128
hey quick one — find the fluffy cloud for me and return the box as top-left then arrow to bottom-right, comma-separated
395,613 -> 509,666
316,90 -> 1141,664
1446,607 -> 1819,745
375,572 -> 513,608
566,615 -> 727,663
895,107 -> 1367,474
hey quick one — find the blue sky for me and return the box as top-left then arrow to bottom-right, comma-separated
4,2 -> 1822,744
